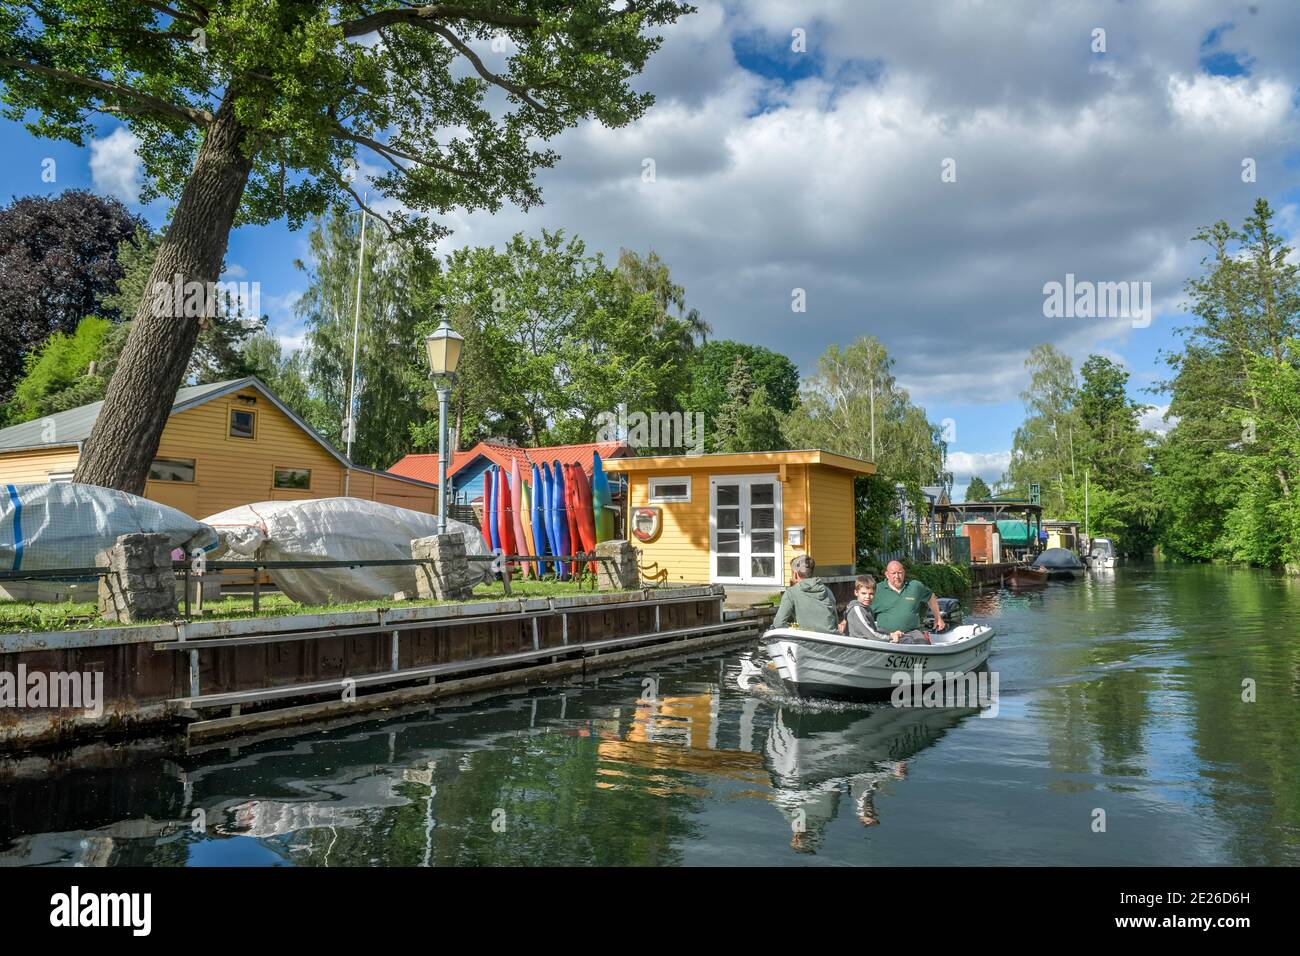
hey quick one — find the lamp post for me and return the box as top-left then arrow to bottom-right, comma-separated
424,315 -> 464,534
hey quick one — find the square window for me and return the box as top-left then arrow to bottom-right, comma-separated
648,477 -> 691,503
230,409 -> 256,439
715,484 -> 739,507
751,557 -> 775,579
717,556 -> 740,578
274,467 -> 311,490
717,509 -> 740,530
148,458 -> 196,483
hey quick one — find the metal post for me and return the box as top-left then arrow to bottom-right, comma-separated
437,384 -> 451,535
344,203 -> 369,497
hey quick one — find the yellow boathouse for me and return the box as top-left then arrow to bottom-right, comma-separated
603,449 -> 875,588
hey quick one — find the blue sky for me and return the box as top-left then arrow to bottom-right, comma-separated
4,1 -> 1299,493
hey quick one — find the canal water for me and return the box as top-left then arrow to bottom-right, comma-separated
2,563 -> 1297,866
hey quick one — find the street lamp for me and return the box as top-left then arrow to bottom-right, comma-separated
424,315 -> 464,534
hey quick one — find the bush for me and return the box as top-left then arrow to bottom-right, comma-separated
853,557 -> 971,596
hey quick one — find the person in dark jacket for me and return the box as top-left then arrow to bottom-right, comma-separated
772,555 -> 838,632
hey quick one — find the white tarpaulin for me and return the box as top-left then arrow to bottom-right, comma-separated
0,482 -> 219,573
201,498 -> 491,604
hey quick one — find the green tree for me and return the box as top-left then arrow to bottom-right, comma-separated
292,209 -> 434,469
1,1 -> 690,493
782,336 -> 947,490
1002,344 -> 1081,515
410,230 -> 697,450
965,476 -> 991,502
103,225 -> 265,384
2,317 -> 124,424
1155,199 -> 1300,566
681,340 -> 799,451
712,358 -> 784,453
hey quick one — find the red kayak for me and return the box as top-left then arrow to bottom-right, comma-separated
569,462 -> 599,574
496,465 -> 514,568
563,464 -> 582,576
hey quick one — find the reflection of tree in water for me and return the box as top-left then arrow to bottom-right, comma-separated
763,704 -> 972,854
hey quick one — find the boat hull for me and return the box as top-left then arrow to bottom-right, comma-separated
760,624 -> 995,702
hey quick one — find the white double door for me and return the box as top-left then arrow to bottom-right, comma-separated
710,475 -> 783,585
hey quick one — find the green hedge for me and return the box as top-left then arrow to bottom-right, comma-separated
853,558 -> 971,596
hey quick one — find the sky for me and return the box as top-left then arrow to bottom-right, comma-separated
3,1 -> 1299,495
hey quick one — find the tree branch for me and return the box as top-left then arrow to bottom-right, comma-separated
336,4 -> 540,38
135,0 -> 204,26
425,23 -> 546,111
330,125 -> 476,180
0,58 -> 213,125
340,179 -> 393,231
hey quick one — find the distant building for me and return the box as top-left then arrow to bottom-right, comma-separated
390,439 -> 634,506
0,378 -> 437,517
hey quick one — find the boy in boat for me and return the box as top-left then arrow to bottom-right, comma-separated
838,574 -> 904,641
772,555 -> 839,633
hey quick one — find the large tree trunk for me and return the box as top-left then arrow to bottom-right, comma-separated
74,94 -> 256,494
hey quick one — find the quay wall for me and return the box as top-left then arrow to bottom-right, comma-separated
0,587 -> 740,751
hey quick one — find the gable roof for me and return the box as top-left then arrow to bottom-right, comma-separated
0,376 -> 437,490
389,439 -> 633,485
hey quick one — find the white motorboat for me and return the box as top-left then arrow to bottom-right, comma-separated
1085,537 -> 1118,569
756,623 -> 995,702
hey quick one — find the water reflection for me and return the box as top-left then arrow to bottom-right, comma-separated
763,703 -> 973,853
1,565 -> 1297,866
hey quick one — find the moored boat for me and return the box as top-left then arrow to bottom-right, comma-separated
1004,564 -> 1049,588
1031,546 -> 1084,579
1085,537 -> 1117,569
754,623 -> 995,702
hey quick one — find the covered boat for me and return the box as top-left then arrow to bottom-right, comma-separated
1031,546 -> 1084,578
754,622 -> 995,701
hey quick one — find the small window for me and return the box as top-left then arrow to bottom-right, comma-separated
149,459 -> 196,483
274,467 -> 311,490
46,471 -> 74,484
648,476 -> 691,503
229,408 -> 256,439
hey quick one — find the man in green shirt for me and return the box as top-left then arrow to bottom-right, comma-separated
772,555 -> 839,633
869,561 -> 946,643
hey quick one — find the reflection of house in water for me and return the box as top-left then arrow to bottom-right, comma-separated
593,691 -> 766,796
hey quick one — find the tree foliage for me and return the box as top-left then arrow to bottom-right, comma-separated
679,339 -> 799,452
0,1 -> 690,491
0,190 -> 141,402
965,476 -> 991,502
409,230 -> 700,450
712,357 -> 785,453
1155,200 -> 1300,567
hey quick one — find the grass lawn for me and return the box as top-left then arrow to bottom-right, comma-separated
0,576 -> 634,634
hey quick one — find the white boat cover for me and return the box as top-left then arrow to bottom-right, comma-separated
201,498 -> 491,604
0,482 -> 219,573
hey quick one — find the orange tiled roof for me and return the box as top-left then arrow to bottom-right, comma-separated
389,439 -> 633,485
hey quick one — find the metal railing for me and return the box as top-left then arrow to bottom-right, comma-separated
0,550 -> 629,621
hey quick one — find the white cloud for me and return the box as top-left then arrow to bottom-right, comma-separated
947,450 -> 1012,483
431,1 -> 1300,408
1139,403 -> 1176,435
89,127 -> 142,203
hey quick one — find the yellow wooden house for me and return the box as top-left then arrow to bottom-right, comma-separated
603,449 -> 875,588
0,378 -> 438,518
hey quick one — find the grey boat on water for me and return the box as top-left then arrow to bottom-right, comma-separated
1032,546 -> 1085,578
